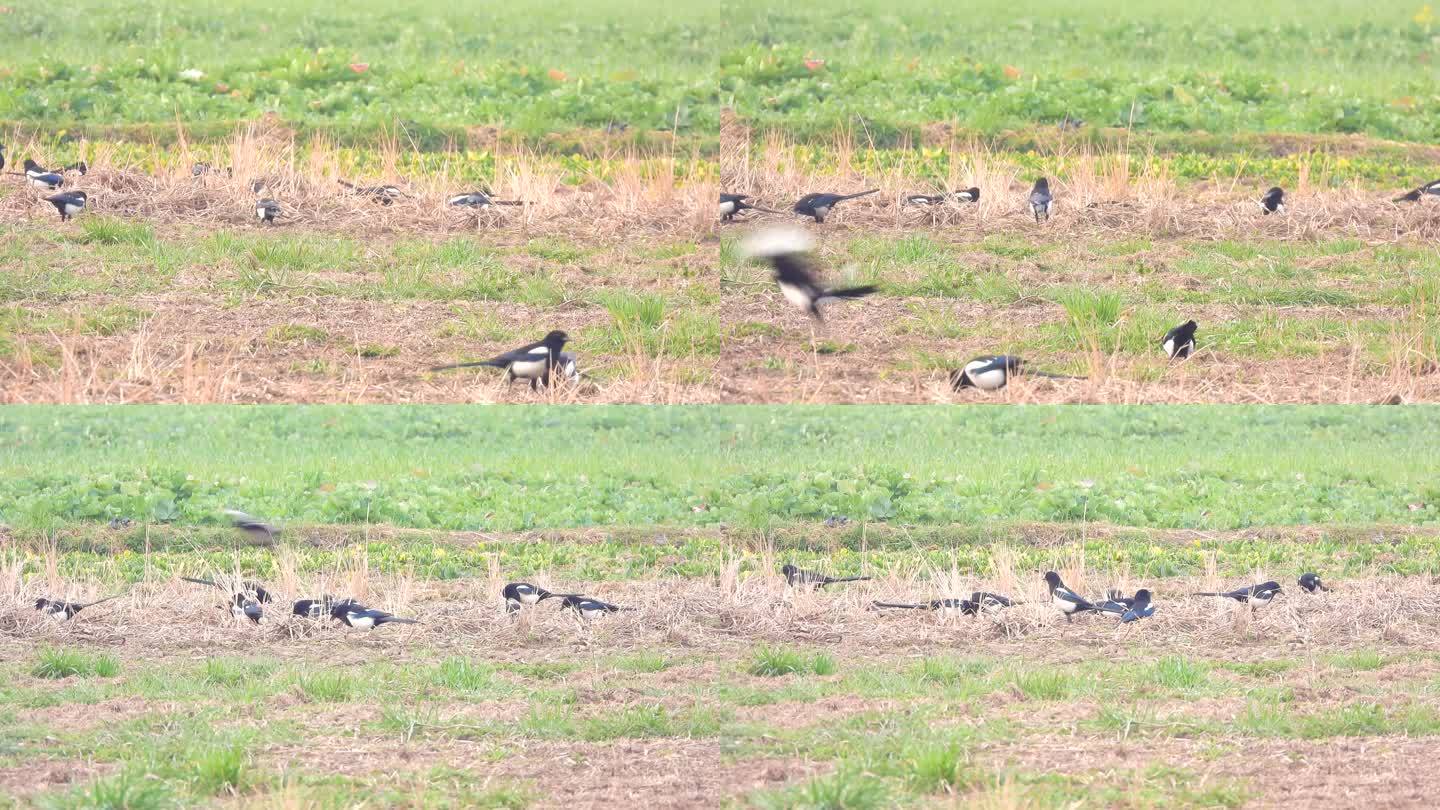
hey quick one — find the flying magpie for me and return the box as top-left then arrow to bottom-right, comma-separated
503,582 -> 556,613
949,355 -> 1080,391
741,227 -> 878,321
23,159 -> 63,190
781,564 -> 870,589
871,591 -> 1013,615
231,593 -> 263,624
339,180 -> 404,205
34,595 -> 122,621
449,191 -> 523,208
793,190 -> 877,223
1162,320 -> 1197,360
1395,179 -> 1440,202
1297,573 -> 1328,593
1029,178 -> 1052,222
44,191 -> 87,222
226,510 -> 279,542
331,602 -> 419,629
1044,571 -> 1099,622
182,576 -> 275,604
1195,580 -> 1282,605
719,193 -> 780,221
1259,187 -> 1285,215
429,330 -> 572,390
292,596 -> 355,618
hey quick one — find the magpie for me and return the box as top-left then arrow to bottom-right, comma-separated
1395,179 -> 1440,202
793,190 -> 877,223
1120,589 -> 1154,623
1162,320 -> 1197,360
44,191 -> 87,222
781,564 -> 870,589
339,180 -> 403,205
23,159 -> 63,190
905,187 -> 980,206
62,161 -> 87,176
429,330 -> 571,390
0,143 -> 5,171
1044,571 -> 1099,622
331,602 -> 419,629
182,576 -> 275,604
502,582 -> 556,613
292,596 -> 355,618
34,595 -> 121,621
719,193 -> 779,221
193,162 -> 213,177
231,593 -> 263,624
255,198 -> 281,224
1297,573 -> 1327,593
1194,580 -> 1282,605
226,510 -> 279,542
1029,178 -> 1052,222
956,187 -> 980,203
949,355 -> 1080,391
1094,589 -> 1137,615
1259,187 -> 1285,215
449,191 -> 523,208
741,227 -> 877,321
559,594 -> 629,619
871,591 -> 1013,615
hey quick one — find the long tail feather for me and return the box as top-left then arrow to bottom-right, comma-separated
182,577 -> 220,589
429,360 -> 505,372
827,285 -> 878,299
1027,370 -> 1086,380
839,189 -> 879,201
871,601 -> 927,609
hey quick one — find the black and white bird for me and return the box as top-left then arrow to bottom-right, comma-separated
1120,589 -> 1154,623
1044,571 -> 1099,622
905,187 -> 980,206
502,582 -> 556,613
62,161 -> 87,176
793,190 -> 877,223
182,576 -> 275,604
449,191 -> 523,208
719,193 -> 779,221
255,197 -> 281,224
871,591 -> 1013,615
1162,320 -> 1197,360
44,191 -> 87,222
1028,178 -> 1053,222
1195,580 -> 1282,605
559,594 -> 628,620
331,602 -> 419,629
949,355 -> 1079,392
231,593 -> 263,624
781,564 -> 870,589
1395,179 -> 1440,202
1259,187 -> 1285,215
23,159 -> 63,190
0,143 -> 6,172
429,330 -> 572,390
741,227 -> 878,321
1297,573 -> 1328,594
339,180 -> 404,205
226,510 -> 280,543
292,596 -> 354,618
34,595 -> 121,621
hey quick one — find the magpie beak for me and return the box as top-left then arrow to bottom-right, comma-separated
1162,320 -> 1197,360
429,330 -> 572,390
741,227 -> 878,321
1297,573 -> 1328,594
871,591 -> 1013,615
231,593 -> 264,624
44,191 -> 87,222
34,594 -> 122,621
1044,571 -> 1099,622
559,594 -> 629,620
226,510 -> 280,543
22,159 -> 63,190
449,191 -> 523,208
1194,580 -> 1282,604
1029,178 -> 1052,222
331,602 -> 419,629
1259,187 -> 1285,215
792,189 -> 878,223
502,582 -> 556,613
182,576 -> 275,604
719,193 -> 780,221
339,180 -> 404,205
949,355 -> 1082,392
293,596 -> 356,618
782,564 -> 870,589
1395,179 -> 1440,202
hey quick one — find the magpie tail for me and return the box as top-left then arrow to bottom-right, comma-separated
839,189 -> 880,201
491,200 -> 524,206
821,575 -> 872,585
827,285 -> 879,299
429,360 -> 507,372
380,617 -> 420,625
870,601 -> 927,609
1027,370 -> 1086,380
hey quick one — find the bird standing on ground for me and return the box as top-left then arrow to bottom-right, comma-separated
1029,178 -> 1053,222
449,191 -> 523,208
44,191 -> 87,222
331,602 -> 419,629
1259,187 -> 1285,215
906,187 -> 980,206
719,193 -> 779,221
503,582 -> 556,613
871,592 -> 1013,615
1162,320 -> 1198,360
182,576 -> 275,604
429,330 -> 572,390
293,597 -> 354,618
1044,571 -> 1099,622
793,190 -> 877,223
949,355 -> 1081,392
23,159 -> 63,190
1297,573 -> 1327,593
1120,589 -> 1154,623
231,593 -> 263,624
1395,180 -> 1440,202
34,595 -> 122,621
559,595 -> 628,619
339,180 -> 403,205
1195,581 -> 1282,605
741,227 -> 878,321
781,564 -> 870,589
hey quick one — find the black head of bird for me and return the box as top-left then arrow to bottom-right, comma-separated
503,582 -> 555,612
1162,320 -> 1198,360
1043,571 -> 1063,593
1260,187 -> 1285,214
23,158 -> 46,175
1297,573 -> 1327,593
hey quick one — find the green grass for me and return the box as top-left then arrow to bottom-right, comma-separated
32,649 -> 121,679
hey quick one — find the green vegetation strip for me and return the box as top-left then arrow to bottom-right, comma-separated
1,406 -> 1436,533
